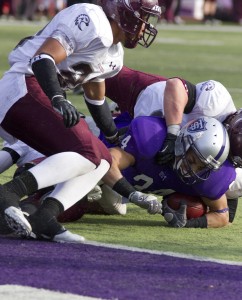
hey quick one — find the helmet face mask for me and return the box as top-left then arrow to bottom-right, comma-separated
97,0 -> 161,48
175,136 -> 213,185
174,117 -> 230,185
223,109 -> 242,168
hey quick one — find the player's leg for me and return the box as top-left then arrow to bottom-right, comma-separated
0,77 -> 112,239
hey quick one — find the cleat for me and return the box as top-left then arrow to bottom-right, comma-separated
40,229 -> 85,243
4,207 -> 32,237
52,230 -> 85,243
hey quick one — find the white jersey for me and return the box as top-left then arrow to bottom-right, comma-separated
3,140 -> 44,167
0,3 -> 123,122
134,80 -> 236,125
226,168 -> 242,199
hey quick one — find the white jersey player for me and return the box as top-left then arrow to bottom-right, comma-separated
135,79 -> 236,126
0,1 -> 161,242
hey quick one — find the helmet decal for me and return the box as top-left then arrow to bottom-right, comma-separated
174,116 -> 230,185
187,118 -> 207,133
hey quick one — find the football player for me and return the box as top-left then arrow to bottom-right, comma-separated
0,1 -> 162,241
0,113 -> 240,231
104,66 -> 237,165
101,115 -> 236,228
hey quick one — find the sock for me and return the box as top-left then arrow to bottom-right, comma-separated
29,197 -> 64,237
112,177 -> 136,199
5,171 -> 38,198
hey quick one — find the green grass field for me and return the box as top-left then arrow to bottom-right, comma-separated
0,22 -> 242,262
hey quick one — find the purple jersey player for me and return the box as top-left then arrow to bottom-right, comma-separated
102,115 -> 233,228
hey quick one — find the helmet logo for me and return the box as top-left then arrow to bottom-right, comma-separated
75,14 -> 90,31
152,5 -> 162,14
187,118 -> 207,133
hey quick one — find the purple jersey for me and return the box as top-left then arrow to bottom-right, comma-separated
120,116 -> 236,200
105,66 -> 167,117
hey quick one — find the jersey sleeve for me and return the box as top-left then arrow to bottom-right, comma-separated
196,80 -> 236,122
121,116 -> 167,160
50,4 -> 113,56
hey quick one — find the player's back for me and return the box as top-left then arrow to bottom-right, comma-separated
105,66 -> 167,117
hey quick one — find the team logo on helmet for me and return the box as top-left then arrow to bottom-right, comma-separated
75,14 -> 90,31
152,5 -> 162,14
187,118 -> 207,133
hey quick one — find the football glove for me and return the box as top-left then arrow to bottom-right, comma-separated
162,198 -> 187,228
156,133 -> 177,165
87,185 -> 102,202
51,95 -> 80,128
129,191 -> 162,215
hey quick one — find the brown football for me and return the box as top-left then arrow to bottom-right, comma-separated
166,193 -> 207,220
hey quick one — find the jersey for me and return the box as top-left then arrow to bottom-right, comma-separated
105,66 -> 167,117
134,80 -> 236,124
3,140 -> 44,167
0,3 -> 123,123
120,116 -> 236,200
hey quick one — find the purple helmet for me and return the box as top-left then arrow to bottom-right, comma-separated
223,109 -> 242,168
96,0 -> 161,48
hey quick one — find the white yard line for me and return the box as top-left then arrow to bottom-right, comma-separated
0,285 -> 105,300
84,240 -> 242,266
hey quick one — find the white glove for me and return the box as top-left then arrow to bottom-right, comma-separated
129,191 -> 162,214
87,185 -> 102,202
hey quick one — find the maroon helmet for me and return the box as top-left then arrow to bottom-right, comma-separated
223,109 -> 242,168
96,0 -> 161,48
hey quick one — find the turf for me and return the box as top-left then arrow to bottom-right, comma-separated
0,22 -> 242,262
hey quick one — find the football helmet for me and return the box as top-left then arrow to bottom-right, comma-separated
96,0 -> 161,48
223,109 -> 242,168
174,117 -> 230,185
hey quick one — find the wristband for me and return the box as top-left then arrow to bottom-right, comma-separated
84,95 -> 118,138
167,124 -> 180,135
31,53 -> 64,100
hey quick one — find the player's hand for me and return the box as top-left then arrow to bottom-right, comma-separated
129,191 -> 162,215
87,185 -> 102,202
156,133 -> 177,165
51,96 -> 80,128
162,198 -> 187,227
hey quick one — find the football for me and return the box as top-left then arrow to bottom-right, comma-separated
166,193 -> 207,219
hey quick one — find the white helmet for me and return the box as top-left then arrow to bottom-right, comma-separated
174,116 -> 230,185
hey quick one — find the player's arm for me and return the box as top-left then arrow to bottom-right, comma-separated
102,147 -> 135,187
30,38 -> 80,128
201,194 -> 229,228
156,77 -> 196,165
163,77 -> 189,126
163,194 -> 229,228
102,147 -> 162,214
83,81 -> 120,141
